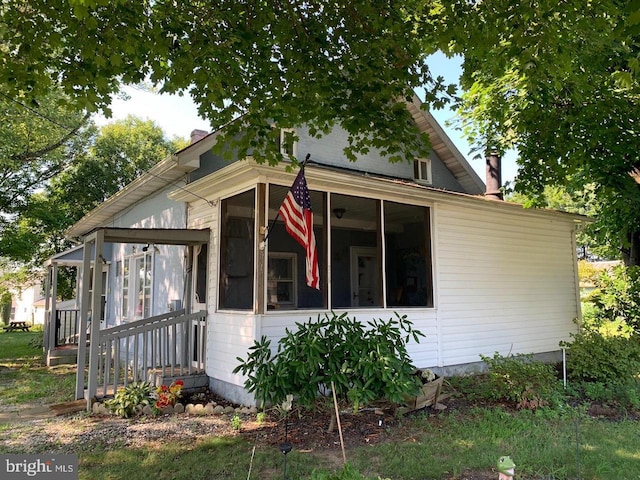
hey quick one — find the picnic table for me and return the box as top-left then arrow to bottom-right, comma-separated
2,321 -> 31,332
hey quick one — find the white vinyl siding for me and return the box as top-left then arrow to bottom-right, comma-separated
435,203 -> 578,367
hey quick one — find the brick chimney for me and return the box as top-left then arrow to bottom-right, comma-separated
485,150 -> 503,200
190,129 -> 209,144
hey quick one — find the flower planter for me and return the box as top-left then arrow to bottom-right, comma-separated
404,376 -> 444,411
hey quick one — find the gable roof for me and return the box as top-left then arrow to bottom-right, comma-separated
407,94 -> 485,195
66,98 -> 485,238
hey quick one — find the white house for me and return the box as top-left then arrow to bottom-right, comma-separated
45,95 -> 585,406
11,281 -> 45,326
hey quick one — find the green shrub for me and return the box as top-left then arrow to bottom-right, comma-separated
562,331 -> 640,385
575,379 -> 640,410
585,265 -> 640,333
233,312 -> 424,410
480,352 -> 561,409
104,381 -> 153,418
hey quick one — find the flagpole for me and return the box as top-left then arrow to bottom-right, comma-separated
261,153 -> 311,245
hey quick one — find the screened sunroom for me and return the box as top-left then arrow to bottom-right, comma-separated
216,168 -> 435,314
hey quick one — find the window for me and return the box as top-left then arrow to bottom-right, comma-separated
219,189 -> 255,310
121,259 -> 129,319
267,253 -> 297,309
384,201 -> 433,307
134,253 -> 152,318
121,250 -> 152,321
414,158 -> 432,184
194,243 -> 208,306
330,194 -> 382,308
278,128 -> 296,157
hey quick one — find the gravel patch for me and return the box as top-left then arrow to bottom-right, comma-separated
0,412 -> 242,454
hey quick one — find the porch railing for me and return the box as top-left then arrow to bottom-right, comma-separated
87,309 -> 207,400
55,310 -> 80,347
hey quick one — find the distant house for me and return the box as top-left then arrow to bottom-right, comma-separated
11,282 -> 45,326
43,95 -> 586,406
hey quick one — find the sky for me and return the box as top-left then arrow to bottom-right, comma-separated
96,52 -> 518,185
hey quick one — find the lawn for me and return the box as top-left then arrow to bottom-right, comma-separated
1,332 -> 640,479
0,329 -> 77,407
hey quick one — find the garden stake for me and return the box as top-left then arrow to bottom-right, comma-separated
573,405 -> 582,480
279,409 -> 292,479
247,432 -> 258,480
331,381 -> 347,465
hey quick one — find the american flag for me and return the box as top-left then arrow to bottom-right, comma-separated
279,168 -> 320,290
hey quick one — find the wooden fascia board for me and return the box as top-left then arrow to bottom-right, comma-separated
83,227 -> 210,245
407,95 -> 486,195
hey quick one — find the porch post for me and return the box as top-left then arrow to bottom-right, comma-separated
183,245 -> 194,368
48,263 -> 59,355
43,265 -> 51,355
184,245 -> 193,314
75,237 -> 93,401
87,230 -> 105,408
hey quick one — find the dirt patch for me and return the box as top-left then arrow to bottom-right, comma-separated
239,407 -> 397,451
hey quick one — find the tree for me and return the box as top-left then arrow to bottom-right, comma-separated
447,1 -> 640,265
1,116 -> 184,266
0,88 -> 90,234
3,1 -> 640,262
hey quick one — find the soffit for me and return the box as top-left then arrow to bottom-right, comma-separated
65,155 -> 197,239
170,160 -> 589,225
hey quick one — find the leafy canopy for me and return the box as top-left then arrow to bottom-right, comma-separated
3,1 -> 640,260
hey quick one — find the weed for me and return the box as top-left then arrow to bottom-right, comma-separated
480,352 -> 561,409
309,463 -> 388,479
230,414 -> 242,431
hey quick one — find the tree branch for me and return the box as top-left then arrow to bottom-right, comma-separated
9,112 -> 90,163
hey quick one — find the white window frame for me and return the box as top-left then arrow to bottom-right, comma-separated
121,249 -> 153,321
267,252 -> 298,309
278,128 -> 297,157
414,157 -> 432,185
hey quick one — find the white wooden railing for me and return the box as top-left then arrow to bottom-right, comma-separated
86,309 -> 207,400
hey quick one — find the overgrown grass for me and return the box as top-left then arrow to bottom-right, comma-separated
350,407 -> 640,480
0,330 -> 42,360
0,330 -> 76,406
79,437 -> 323,480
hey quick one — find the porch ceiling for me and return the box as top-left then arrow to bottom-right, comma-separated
85,227 -> 210,245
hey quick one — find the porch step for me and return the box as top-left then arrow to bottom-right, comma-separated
47,346 -> 87,366
148,368 -> 209,392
